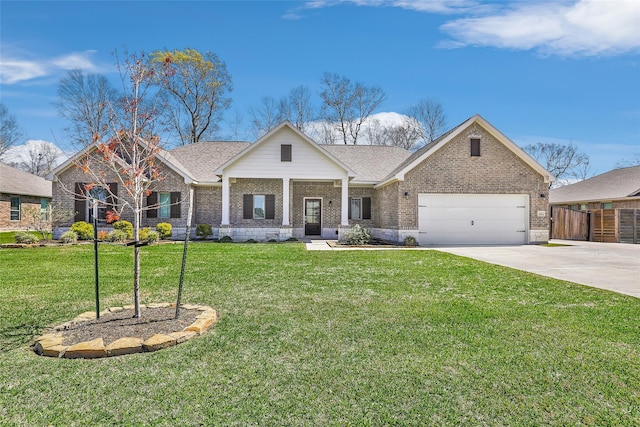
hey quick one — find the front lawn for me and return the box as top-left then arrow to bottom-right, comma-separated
0,243 -> 638,425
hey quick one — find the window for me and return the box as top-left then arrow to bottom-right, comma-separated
10,197 -> 20,221
243,194 -> 275,219
602,202 -> 613,209
281,144 -> 292,162
146,191 -> 181,219
348,197 -> 371,220
579,204 -> 588,211
470,138 -> 481,157
74,182 -> 118,223
41,198 -> 50,221
159,193 -> 171,218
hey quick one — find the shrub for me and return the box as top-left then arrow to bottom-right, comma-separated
403,236 -> 417,247
268,239 -> 278,243
146,230 -> 160,243
60,230 -> 78,244
97,230 -> 109,240
15,231 -> 39,244
285,237 -> 298,242
156,222 -> 172,239
219,235 -> 233,243
344,224 -> 371,245
70,221 -> 94,240
139,227 -> 151,240
245,239 -> 257,243
195,224 -> 213,239
113,220 -> 133,239
106,230 -> 128,242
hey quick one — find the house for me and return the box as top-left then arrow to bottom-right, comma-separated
549,165 -> 640,243
50,114 -> 554,245
549,165 -> 640,210
0,163 -> 52,231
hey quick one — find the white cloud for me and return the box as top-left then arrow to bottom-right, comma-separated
284,0 -> 478,19
439,0 -> 640,56
0,50 -> 101,84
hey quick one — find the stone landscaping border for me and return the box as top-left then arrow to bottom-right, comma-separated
32,303 -> 218,359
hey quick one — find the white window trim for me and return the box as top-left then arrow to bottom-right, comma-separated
10,196 -> 20,221
350,197 -> 362,220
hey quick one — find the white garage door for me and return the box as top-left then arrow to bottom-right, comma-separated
418,194 -> 528,245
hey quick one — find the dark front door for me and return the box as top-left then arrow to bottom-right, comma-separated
305,199 -> 321,236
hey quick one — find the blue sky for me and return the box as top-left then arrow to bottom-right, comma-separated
1,0 -> 639,174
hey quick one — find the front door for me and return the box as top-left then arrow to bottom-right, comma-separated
304,199 -> 321,236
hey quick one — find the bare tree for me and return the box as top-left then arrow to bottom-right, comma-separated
282,85 -> 314,133
319,72 -> 386,144
65,52 -> 168,318
13,140 -> 63,177
249,96 -> 284,139
407,99 -> 447,146
365,116 -> 423,150
55,70 -> 119,147
616,153 -> 640,168
149,48 -> 232,145
524,141 -> 592,186
0,103 -> 24,159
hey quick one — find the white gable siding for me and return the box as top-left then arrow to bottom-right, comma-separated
224,127 -> 347,179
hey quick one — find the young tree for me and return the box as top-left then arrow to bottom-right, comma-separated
65,52 -> 167,318
407,99 -> 447,146
55,70 -> 119,147
149,48 -> 232,145
0,103 -> 24,159
524,141 -> 592,186
319,72 -> 386,144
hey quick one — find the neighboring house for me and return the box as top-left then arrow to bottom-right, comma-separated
549,165 -> 640,210
50,114 -> 554,244
0,163 -> 52,231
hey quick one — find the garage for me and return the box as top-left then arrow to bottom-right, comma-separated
418,194 -> 528,245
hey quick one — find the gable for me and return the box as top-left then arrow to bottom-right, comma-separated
376,115 -> 554,188
216,122 -> 354,179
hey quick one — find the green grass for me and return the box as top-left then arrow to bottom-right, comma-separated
1,243 -> 639,425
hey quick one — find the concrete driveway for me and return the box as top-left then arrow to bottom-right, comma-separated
433,240 -> 640,298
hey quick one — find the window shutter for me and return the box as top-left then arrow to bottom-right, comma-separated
362,197 -> 371,220
281,144 -> 292,162
348,197 -> 352,220
265,194 -> 275,219
147,192 -> 158,218
74,182 -> 85,222
243,194 -> 253,219
170,192 -> 181,218
471,138 -> 481,157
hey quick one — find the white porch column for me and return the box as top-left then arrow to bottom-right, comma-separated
341,176 -> 349,226
282,177 -> 290,226
221,177 -> 230,225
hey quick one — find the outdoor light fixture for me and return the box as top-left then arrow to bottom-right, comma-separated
404,191 -> 409,198
329,200 -> 332,207
540,193 -> 546,198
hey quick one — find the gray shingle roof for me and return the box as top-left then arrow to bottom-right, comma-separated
322,145 -> 412,183
169,142 -> 251,183
549,165 -> 640,204
0,163 -> 52,198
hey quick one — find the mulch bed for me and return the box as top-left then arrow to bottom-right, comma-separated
57,306 -> 199,346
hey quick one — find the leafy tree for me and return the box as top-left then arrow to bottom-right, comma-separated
524,141 -> 592,186
319,72 -> 386,144
55,70 -> 119,147
149,48 -> 232,145
0,103 -> 24,159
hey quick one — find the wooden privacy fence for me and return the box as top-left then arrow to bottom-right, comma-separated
551,207 -> 589,240
618,209 -> 640,244
551,207 -> 640,243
